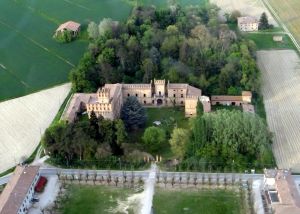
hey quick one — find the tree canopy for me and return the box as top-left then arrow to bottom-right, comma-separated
187,110 -> 273,170
142,126 -> 166,153
42,117 -> 126,166
70,4 -> 260,96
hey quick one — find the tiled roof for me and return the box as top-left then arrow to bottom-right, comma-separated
0,166 -> 39,214
211,96 -> 243,102
56,21 -> 80,32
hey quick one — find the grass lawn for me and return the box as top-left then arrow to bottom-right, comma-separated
128,107 -> 188,158
62,185 -> 136,214
153,188 -> 244,214
244,33 -> 295,50
146,107 -> 189,129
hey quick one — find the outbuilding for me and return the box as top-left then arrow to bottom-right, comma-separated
55,21 -> 81,37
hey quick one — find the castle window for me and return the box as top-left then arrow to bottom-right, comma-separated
144,94 -> 146,97
181,101 -> 184,104
144,101 -> 146,104
173,94 -> 176,98
128,93 -> 130,97
136,94 -> 138,97
181,94 -> 183,98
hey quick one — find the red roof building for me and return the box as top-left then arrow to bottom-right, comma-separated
55,21 -> 81,36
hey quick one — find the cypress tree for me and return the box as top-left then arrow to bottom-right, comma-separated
259,12 -> 269,30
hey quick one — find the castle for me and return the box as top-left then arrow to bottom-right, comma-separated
63,80 -> 211,122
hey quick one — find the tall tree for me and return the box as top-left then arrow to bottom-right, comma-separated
196,100 -> 204,117
169,128 -> 189,159
259,12 -> 270,30
87,21 -> 99,39
121,96 -> 147,131
115,119 -> 127,145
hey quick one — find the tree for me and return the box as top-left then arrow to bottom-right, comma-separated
142,127 -> 166,153
87,21 -> 99,39
89,111 -> 99,139
98,18 -> 118,36
54,30 -> 73,43
121,96 -> 147,131
115,119 -> 127,145
259,12 -> 271,30
141,58 -> 157,83
228,10 -> 241,24
169,128 -> 189,159
196,100 -> 203,117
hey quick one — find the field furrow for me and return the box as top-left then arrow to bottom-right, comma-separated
0,83 -> 71,173
257,50 -> 300,172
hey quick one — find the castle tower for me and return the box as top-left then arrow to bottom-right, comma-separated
154,79 -> 166,97
97,87 -> 110,103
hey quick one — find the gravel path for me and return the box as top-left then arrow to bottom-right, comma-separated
257,50 -> 300,172
0,83 -> 71,173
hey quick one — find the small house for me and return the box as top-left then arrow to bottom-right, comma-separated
55,21 -> 81,37
238,16 -> 259,32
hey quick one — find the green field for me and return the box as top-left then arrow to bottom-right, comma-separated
0,0 -> 207,101
62,185 -> 136,214
244,33 -> 295,50
0,0 -> 132,101
153,188 -> 244,214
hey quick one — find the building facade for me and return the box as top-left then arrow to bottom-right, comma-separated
0,166 -> 40,214
238,16 -> 259,32
64,80 -> 211,121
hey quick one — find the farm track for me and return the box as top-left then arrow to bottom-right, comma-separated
257,50 -> 300,172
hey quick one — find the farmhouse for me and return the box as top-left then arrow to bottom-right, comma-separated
55,21 -> 81,37
211,91 -> 252,106
263,169 -> 300,214
238,16 -> 259,31
211,91 -> 254,112
63,80 -> 211,122
0,166 -> 40,214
